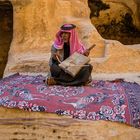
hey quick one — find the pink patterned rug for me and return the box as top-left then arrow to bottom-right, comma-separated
0,73 -> 140,128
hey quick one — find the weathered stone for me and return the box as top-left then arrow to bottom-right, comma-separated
0,107 -> 139,140
0,1 -> 13,78
89,0 -> 140,44
1,0 -> 139,77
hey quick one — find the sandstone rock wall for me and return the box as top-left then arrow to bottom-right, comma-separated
90,0 -> 140,30
89,0 -> 140,45
104,0 -> 140,30
3,0 -> 140,77
0,1 -> 13,78
0,107 -> 140,140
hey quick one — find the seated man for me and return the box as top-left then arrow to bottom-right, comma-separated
46,24 -> 93,86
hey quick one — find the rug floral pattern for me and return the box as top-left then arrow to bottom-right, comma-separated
0,73 -> 139,128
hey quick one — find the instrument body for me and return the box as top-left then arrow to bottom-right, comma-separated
59,52 -> 90,77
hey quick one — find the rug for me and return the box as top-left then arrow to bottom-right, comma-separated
0,73 -> 140,128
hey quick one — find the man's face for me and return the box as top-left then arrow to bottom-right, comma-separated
61,32 -> 70,43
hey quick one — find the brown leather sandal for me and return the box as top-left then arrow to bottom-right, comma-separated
45,77 -> 57,85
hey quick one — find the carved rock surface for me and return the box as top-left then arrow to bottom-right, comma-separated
3,0 -> 140,76
89,0 -> 140,44
0,107 -> 140,140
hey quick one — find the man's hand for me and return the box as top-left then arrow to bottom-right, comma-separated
83,49 -> 90,56
52,51 -> 61,63
83,44 -> 96,56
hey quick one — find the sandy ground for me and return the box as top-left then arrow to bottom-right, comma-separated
92,72 -> 140,84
